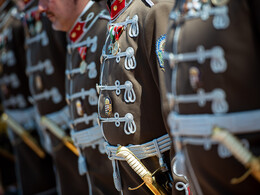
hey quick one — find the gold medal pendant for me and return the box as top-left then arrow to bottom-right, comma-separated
211,0 -> 229,6
79,60 -> 87,74
112,41 -> 119,56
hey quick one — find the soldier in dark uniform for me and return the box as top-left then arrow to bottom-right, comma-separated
21,0 -> 90,194
163,0 -> 260,194
0,0 -> 57,194
0,101 -> 17,195
38,0 -> 118,194
96,0 -> 189,194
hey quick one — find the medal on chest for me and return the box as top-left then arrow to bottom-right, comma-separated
104,96 -> 113,117
78,46 -> 87,73
23,10 -> 42,37
108,25 -> 124,55
76,99 -> 84,116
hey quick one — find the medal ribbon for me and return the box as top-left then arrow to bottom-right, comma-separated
78,47 -> 87,61
109,26 -> 124,43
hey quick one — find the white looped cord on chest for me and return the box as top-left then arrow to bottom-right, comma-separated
26,59 -> 54,76
0,73 -> 20,88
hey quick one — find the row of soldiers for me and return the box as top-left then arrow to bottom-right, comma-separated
0,0 -> 259,194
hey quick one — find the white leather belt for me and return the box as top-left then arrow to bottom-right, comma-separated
5,107 -> 35,130
168,109 -> 260,137
104,134 -> 171,161
45,106 -> 70,129
71,125 -> 105,154
71,125 -> 103,148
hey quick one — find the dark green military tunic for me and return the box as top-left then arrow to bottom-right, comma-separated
97,0 -> 184,194
66,2 -> 117,194
23,0 -> 89,194
163,0 -> 260,194
0,0 -> 57,194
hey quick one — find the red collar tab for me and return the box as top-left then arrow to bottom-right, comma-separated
110,0 -> 126,20
23,0 -> 32,5
69,22 -> 85,43
78,47 -> 87,60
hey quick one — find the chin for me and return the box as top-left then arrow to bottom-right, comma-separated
52,23 -> 65,32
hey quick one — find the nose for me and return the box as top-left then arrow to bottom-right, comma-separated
38,0 -> 48,13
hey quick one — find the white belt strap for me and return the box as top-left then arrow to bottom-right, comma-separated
168,109 -> 260,137
5,107 -> 35,130
104,134 -> 171,161
45,106 -> 70,129
71,125 -> 103,149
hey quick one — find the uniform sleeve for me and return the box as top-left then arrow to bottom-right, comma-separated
143,2 -> 191,195
142,0 -> 174,133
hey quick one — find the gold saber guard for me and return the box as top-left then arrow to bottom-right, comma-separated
40,116 -> 79,156
1,113 -> 45,159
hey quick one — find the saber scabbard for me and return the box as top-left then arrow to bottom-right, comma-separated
1,113 -> 45,159
116,146 -> 167,195
40,116 -> 79,156
212,126 -> 260,183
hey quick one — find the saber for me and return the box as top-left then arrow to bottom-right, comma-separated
212,126 -> 260,183
40,116 -> 79,156
116,146 -> 168,195
1,113 -> 45,159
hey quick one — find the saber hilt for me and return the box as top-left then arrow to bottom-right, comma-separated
116,146 -> 168,195
212,126 -> 260,183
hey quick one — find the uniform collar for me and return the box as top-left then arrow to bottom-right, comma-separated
108,0 -> 133,21
24,0 -> 32,5
23,0 -> 37,10
68,1 -> 95,43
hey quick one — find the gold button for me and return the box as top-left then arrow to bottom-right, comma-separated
113,5 -> 117,11
76,25 -> 81,31
71,32 -> 76,38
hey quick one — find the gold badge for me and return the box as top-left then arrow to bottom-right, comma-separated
211,0 -> 229,6
76,100 -> 84,116
113,5 -> 118,11
71,32 -> 77,38
80,61 -> 87,74
35,75 -> 43,90
104,97 -> 112,117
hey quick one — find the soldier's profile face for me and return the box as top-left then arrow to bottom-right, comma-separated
39,0 -> 78,32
